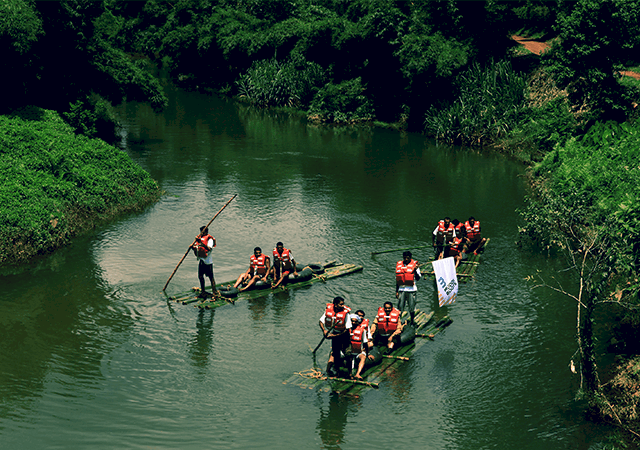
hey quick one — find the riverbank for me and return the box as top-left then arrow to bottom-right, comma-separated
0,106 -> 162,267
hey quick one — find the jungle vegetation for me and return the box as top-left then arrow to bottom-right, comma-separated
2,0 -> 640,441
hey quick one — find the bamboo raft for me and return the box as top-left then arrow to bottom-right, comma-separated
422,237 -> 490,283
164,261 -> 363,309
283,309 -> 452,395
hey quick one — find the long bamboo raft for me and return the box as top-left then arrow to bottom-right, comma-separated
164,261 -> 363,309
422,238 -> 490,283
283,309 -> 452,395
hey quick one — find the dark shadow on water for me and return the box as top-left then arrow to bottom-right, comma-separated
187,309 -> 215,373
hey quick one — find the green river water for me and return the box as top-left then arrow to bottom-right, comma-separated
0,80 -> 617,449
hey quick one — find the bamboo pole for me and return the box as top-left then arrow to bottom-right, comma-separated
326,376 -> 379,388
162,194 -> 237,291
382,355 -> 410,361
371,244 -> 432,256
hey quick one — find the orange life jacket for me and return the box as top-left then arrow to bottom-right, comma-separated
376,307 -> 400,334
437,220 -> 455,242
194,234 -> 215,258
465,220 -> 481,241
324,303 -> 352,331
396,259 -> 419,286
250,254 -> 268,276
273,247 -> 292,271
350,325 -> 365,352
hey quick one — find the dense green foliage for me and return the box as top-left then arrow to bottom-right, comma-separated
519,120 -> 640,427
124,0 -> 532,127
423,59 -> 527,145
236,55 -> 325,108
308,77 -> 375,123
544,0 -> 640,121
0,0 -> 167,138
523,121 -> 640,270
0,107 -> 162,265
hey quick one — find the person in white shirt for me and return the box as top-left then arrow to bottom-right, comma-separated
192,226 -> 219,299
395,251 -> 421,326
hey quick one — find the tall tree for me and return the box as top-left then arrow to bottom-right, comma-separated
546,0 -> 640,121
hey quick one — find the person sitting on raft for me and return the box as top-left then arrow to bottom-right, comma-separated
370,301 -> 403,352
464,216 -> 486,255
346,313 -> 369,380
355,310 -> 373,353
448,221 -> 468,268
270,241 -> 298,289
318,296 -> 352,378
234,247 -> 271,292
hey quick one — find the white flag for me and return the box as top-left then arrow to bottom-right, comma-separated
432,257 -> 458,307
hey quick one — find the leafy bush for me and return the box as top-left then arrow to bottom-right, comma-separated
522,120 -> 640,274
63,95 -> 119,139
307,77 -> 375,123
499,95 -> 577,161
0,106 -> 161,265
423,59 -> 527,145
236,54 -> 325,107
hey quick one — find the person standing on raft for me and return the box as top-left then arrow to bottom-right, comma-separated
395,251 -> 421,325
271,241 -> 298,289
234,247 -> 270,292
319,296 -> 352,377
192,226 -> 219,299
432,217 -> 455,260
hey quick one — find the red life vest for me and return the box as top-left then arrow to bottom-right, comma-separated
324,303 -> 352,331
350,325 -> 365,352
273,247 -> 292,271
449,236 -> 464,255
250,254 -> 268,276
396,259 -> 419,286
465,220 -> 481,241
376,307 -> 400,334
437,220 -> 455,242
194,234 -> 215,258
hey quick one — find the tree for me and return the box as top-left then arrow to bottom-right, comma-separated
545,0 -> 640,121
520,120 -> 640,433
0,0 -> 43,113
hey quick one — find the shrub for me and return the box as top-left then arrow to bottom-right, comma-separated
423,59 -> 527,145
0,106 -> 161,265
236,54 -> 325,108
307,77 -> 375,123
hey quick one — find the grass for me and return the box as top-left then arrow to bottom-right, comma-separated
0,106 -> 162,265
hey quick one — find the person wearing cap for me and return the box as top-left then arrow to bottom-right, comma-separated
318,296 -> 352,377
346,313 -> 369,379
395,250 -> 421,325
192,226 -> 219,299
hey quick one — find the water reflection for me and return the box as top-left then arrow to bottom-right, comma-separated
316,392 -> 363,450
188,309 -> 215,373
0,236 -> 133,422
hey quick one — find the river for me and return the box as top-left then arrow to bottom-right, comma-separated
0,79 -> 616,449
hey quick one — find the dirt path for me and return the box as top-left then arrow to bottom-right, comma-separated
511,35 -> 550,56
511,35 -> 640,80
